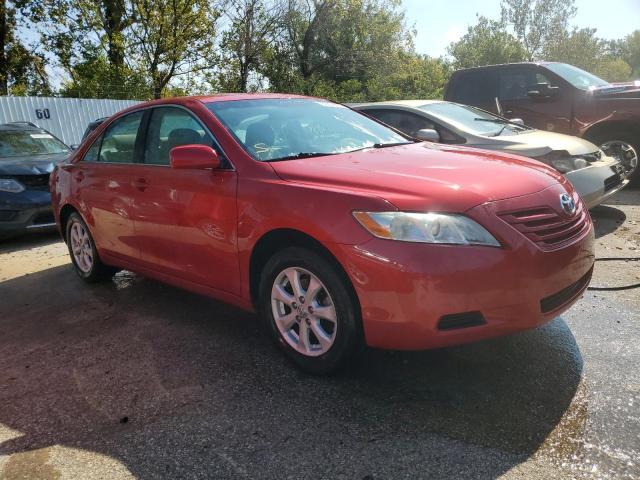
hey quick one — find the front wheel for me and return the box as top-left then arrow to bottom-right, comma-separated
259,247 -> 362,374
66,212 -> 117,282
596,133 -> 638,182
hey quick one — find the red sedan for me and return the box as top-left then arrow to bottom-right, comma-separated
51,94 -> 595,373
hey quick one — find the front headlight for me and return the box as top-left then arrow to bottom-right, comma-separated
550,157 -> 589,173
353,211 -> 500,247
0,178 -> 25,193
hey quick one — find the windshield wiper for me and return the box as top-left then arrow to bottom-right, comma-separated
474,117 -> 527,137
268,152 -> 336,162
372,141 -> 413,148
473,117 -> 508,124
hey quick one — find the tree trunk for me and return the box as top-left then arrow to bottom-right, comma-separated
0,0 -> 8,95
103,0 -> 126,72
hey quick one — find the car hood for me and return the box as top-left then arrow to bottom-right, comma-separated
472,130 -> 599,158
591,82 -> 640,99
269,142 -> 563,212
0,153 -> 69,176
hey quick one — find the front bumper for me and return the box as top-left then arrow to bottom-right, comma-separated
331,186 -> 595,350
0,190 -> 55,238
565,157 -> 628,209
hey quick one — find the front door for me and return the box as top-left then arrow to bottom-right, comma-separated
131,106 -> 240,294
497,65 -> 573,134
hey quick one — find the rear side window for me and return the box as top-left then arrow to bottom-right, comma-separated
143,107 -> 216,165
365,109 -> 435,137
449,70 -> 497,112
97,111 -> 144,163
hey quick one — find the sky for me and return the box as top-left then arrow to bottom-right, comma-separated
403,0 -> 640,58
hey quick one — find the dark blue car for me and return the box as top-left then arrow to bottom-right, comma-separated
0,122 -> 70,240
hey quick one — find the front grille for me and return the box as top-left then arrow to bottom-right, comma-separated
437,311 -> 486,331
498,198 -> 590,251
540,267 -> 593,314
0,210 -> 19,221
604,173 -> 623,192
4,174 -> 51,190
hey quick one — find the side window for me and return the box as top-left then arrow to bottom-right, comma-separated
144,107 -> 216,165
451,70 -> 497,110
366,109 -> 435,137
499,67 -> 556,100
98,111 -> 144,163
82,136 -> 101,162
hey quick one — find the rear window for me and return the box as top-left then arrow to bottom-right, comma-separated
0,130 -> 69,157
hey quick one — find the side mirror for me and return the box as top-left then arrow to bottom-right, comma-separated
170,144 -> 221,170
509,118 -> 525,125
415,129 -> 440,143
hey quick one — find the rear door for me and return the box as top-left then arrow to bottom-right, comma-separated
131,106 -> 240,294
497,65 -> 573,134
70,111 -> 144,260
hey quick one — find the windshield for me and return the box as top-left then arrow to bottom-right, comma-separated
207,98 -> 409,161
544,63 -> 610,90
419,102 -> 528,137
0,130 -> 69,158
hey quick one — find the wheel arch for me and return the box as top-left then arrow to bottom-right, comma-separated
583,119 -> 640,143
59,203 -> 80,242
248,229 -> 362,322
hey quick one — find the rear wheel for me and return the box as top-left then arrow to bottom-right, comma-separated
259,247 -> 362,374
66,212 -> 116,282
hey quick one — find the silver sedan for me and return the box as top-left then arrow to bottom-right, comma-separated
352,100 -> 628,209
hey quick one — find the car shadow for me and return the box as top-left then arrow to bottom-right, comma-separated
0,231 -> 62,254
590,204 -> 626,238
0,266 -> 583,479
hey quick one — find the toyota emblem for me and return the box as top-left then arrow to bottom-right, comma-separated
559,193 -> 576,215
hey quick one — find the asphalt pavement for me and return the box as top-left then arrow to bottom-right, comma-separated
0,190 -> 638,479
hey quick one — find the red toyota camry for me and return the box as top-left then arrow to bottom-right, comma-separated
51,94 -> 594,373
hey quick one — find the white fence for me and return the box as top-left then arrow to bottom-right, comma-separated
0,96 -> 141,146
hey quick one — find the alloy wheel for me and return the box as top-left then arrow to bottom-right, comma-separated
70,221 -> 94,273
271,267 -> 337,357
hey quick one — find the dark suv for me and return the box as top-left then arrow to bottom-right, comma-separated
444,62 -> 640,181
0,122 -> 70,239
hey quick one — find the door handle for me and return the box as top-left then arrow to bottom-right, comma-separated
132,178 -> 147,191
73,171 -> 85,182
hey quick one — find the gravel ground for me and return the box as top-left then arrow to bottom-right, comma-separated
0,189 -> 638,480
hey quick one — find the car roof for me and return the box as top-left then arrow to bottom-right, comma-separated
351,99 -> 446,109
0,122 -> 46,132
127,93 -> 314,110
452,61 -> 562,73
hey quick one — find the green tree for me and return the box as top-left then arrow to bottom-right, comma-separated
447,16 -> 526,69
279,0 -> 411,94
128,0 -> 219,98
218,0 -> 284,92
544,27 -> 632,82
0,0 -> 50,95
501,0 -> 576,60
59,46 -> 150,99
18,0 -> 135,93
618,30 -> 640,77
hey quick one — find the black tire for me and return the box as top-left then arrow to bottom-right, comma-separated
258,247 -> 362,375
65,212 -> 117,282
590,130 -> 639,183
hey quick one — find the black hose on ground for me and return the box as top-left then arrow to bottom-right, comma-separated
587,257 -> 640,291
